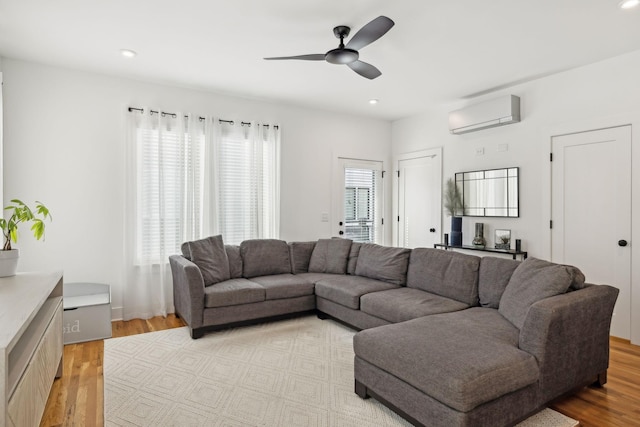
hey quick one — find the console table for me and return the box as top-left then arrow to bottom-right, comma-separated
0,272 -> 63,427
434,244 -> 528,260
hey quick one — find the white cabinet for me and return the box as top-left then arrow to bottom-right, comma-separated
0,272 -> 63,427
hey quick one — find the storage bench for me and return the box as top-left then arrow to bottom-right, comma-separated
63,282 -> 112,344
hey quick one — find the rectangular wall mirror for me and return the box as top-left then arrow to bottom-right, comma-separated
454,167 -> 519,217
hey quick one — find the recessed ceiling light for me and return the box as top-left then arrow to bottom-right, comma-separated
369,99 -> 379,105
619,0 -> 639,9
120,49 -> 137,58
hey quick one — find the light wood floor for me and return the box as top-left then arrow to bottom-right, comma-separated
40,316 -> 640,427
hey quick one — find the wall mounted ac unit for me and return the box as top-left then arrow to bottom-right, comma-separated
448,95 -> 520,135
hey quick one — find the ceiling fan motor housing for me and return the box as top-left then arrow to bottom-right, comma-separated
325,48 -> 359,64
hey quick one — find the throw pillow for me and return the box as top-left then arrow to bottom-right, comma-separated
289,241 -> 317,274
240,239 -> 292,278
187,235 -> 231,287
225,245 -> 243,279
355,243 -> 411,285
499,257 -> 575,329
308,238 -> 352,274
478,257 -> 520,308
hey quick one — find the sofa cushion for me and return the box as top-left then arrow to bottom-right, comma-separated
478,257 -> 520,309
225,245 -> 243,279
353,308 -> 539,412
249,274 -> 315,300
407,248 -> 480,306
347,242 -> 362,275
204,278 -> 265,308
186,235 -> 231,287
240,239 -> 291,278
360,288 -> 469,323
288,241 -> 316,274
308,238 -> 352,274
315,275 -> 399,310
294,272 -> 345,284
499,257 -> 575,329
355,244 -> 411,286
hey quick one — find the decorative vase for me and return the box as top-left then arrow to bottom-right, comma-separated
450,216 -> 462,246
472,223 -> 485,247
0,249 -> 19,277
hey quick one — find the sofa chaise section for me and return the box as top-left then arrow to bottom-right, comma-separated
353,257 -> 619,427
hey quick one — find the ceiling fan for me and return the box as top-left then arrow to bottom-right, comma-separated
264,16 -> 395,80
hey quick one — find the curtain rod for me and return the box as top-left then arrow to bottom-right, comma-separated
127,107 -> 278,129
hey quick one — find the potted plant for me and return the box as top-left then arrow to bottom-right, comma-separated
443,178 -> 463,246
0,199 -> 52,277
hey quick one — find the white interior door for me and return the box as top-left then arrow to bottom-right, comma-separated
397,150 -> 441,248
551,125 -> 631,339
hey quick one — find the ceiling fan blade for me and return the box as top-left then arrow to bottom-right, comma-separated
264,54 -> 325,61
347,60 -> 382,79
345,16 -> 394,51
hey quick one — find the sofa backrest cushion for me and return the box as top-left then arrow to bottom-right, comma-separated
499,257 -> 576,329
478,257 -> 520,308
289,241 -> 317,274
186,235 -> 231,287
355,244 -> 411,285
407,248 -> 480,306
225,245 -> 243,279
347,242 -> 362,275
308,238 -> 352,274
240,239 -> 291,278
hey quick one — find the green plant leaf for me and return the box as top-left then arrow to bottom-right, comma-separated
32,220 -> 45,240
1,200 -> 51,249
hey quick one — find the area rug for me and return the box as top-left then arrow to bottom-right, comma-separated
104,315 -> 578,427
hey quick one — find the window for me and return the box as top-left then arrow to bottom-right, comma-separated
135,116 -> 205,264
215,123 -> 280,244
129,110 -> 280,264
339,160 -> 383,244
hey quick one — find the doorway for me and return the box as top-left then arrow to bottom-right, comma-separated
551,125 -> 631,339
334,158 -> 383,244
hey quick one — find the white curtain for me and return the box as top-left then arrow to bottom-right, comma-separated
212,121 -> 280,244
124,109 -> 280,319
124,109 -> 205,320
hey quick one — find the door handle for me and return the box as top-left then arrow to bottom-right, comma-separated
429,228 -> 436,233
618,240 -> 628,247
339,231 -> 344,235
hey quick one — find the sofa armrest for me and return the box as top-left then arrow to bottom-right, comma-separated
169,255 -> 206,330
519,284 -> 619,402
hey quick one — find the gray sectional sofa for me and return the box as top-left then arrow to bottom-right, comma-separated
169,236 -> 618,427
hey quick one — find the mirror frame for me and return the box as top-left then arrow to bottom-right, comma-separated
454,167 -> 519,218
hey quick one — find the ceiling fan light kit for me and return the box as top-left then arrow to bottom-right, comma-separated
264,16 -> 394,79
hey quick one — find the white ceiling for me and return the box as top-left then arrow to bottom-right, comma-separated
1,0 -> 639,121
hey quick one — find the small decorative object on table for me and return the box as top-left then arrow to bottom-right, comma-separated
495,229 -> 511,250
472,223 -> 485,247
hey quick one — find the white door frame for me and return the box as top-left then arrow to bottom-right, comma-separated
543,112 -> 640,345
392,147 -> 443,248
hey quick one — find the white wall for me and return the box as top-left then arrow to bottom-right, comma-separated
1,58 -> 391,319
392,49 -> 640,344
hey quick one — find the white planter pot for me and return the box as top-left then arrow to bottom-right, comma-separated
0,249 -> 20,277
